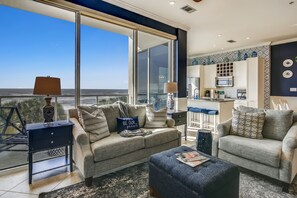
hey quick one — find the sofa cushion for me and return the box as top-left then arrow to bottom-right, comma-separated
293,112 -> 297,123
91,133 -> 145,162
144,107 -> 167,128
219,135 -> 282,168
262,110 -> 293,141
143,128 -> 179,148
94,104 -> 120,132
127,104 -> 147,127
77,106 -> 110,143
230,108 -> 265,139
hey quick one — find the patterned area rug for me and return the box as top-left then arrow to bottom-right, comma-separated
39,163 -> 297,198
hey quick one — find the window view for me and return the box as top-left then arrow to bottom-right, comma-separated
0,3 -> 173,171
80,16 -> 131,105
0,4 -> 75,170
137,32 -> 170,109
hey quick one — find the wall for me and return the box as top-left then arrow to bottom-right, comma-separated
271,41 -> 297,96
191,45 -> 271,108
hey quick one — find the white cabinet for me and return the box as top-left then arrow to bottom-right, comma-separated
203,64 -> 216,89
246,57 -> 264,108
233,61 -> 247,88
187,65 -> 202,77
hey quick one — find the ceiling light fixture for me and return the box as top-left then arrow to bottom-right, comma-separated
246,37 -> 250,40
221,48 -> 224,50
218,34 -> 222,37
169,1 -> 176,5
213,44 -> 216,47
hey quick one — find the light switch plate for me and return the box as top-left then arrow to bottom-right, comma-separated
289,88 -> 297,92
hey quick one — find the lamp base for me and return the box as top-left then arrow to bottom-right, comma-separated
43,97 -> 54,123
167,93 -> 175,113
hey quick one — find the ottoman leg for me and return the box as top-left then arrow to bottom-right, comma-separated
149,187 -> 163,198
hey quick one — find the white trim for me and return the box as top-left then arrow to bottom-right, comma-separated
189,42 -> 272,58
271,37 -> 297,45
103,0 -> 190,31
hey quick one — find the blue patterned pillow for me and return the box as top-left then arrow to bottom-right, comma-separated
117,117 -> 140,132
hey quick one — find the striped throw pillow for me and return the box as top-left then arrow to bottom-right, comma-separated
78,106 -> 110,143
230,108 -> 265,139
144,107 -> 167,128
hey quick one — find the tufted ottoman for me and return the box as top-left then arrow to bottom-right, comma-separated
149,146 -> 239,198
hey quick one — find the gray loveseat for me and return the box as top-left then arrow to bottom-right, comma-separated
68,103 -> 181,186
213,107 -> 297,190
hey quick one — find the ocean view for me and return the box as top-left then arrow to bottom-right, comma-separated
0,88 -> 129,112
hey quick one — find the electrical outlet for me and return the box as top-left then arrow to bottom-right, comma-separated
290,88 -> 297,92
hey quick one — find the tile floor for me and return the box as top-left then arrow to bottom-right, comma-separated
0,138 -> 197,198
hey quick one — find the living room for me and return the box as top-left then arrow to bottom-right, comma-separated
0,0 -> 297,197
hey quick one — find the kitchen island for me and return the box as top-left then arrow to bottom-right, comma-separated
188,98 -> 234,125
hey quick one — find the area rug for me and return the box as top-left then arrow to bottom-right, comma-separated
39,163 -> 297,198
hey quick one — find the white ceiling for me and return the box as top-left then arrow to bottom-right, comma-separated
104,0 -> 297,56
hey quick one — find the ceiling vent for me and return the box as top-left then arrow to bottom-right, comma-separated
227,40 -> 236,43
180,5 -> 197,13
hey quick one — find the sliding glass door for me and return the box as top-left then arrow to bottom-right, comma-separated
137,32 -> 171,109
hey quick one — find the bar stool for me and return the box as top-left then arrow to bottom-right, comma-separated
187,107 -> 204,129
202,109 -> 219,133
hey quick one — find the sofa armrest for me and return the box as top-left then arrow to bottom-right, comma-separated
212,119 -> 232,157
283,122 -> 297,150
280,122 -> 297,183
217,118 -> 232,137
166,118 -> 175,128
70,118 -> 95,178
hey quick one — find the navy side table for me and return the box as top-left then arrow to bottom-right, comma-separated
197,129 -> 212,155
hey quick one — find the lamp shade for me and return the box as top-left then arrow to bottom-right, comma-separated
33,76 -> 61,96
164,82 -> 178,93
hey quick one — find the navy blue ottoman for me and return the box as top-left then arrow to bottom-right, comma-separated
149,146 -> 239,198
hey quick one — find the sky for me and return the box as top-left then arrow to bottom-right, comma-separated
0,5 -> 129,89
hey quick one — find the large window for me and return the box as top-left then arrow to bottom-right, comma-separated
0,3 -> 75,170
80,16 -> 132,105
0,0 -> 175,171
137,32 -> 171,109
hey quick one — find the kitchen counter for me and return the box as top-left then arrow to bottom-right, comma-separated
188,99 -> 234,127
194,98 -> 235,102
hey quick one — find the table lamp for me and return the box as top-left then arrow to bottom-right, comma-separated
33,76 -> 61,123
164,82 -> 178,112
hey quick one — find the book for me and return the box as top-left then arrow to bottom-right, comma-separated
176,151 -> 209,167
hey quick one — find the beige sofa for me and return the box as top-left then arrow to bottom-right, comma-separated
68,104 -> 181,186
213,108 -> 297,191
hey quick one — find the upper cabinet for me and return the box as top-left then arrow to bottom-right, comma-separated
187,65 -> 202,78
233,61 -> 247,88
203,64 -> 217,89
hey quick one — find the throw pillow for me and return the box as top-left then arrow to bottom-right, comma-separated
114,101 -> 130,118
128,104 -> 152,128
117,117 -> 140,132
230,108 -> 265,139
262,109 -> 293,141
144,107 -> 167,128
77,106 -> 110,143
93,104 -> 120,132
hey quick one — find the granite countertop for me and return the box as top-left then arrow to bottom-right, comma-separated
188,98 -> 235,103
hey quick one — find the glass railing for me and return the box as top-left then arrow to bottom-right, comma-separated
0,93 -> 128,171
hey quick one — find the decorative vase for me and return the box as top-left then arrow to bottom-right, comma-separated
237,51 -> 241,61
192,58 -> 198,65
167,93 -> 175,112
